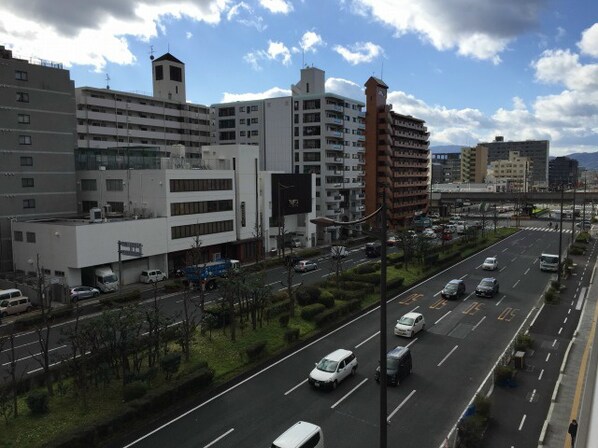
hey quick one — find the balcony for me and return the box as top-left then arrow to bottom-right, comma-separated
326,143 -> 344,152
325,115 -> 343,125
325,129 -> 343,138
325,168 -> 344,176
325,156 -> 344,164
325,103 -> 344,112
326,194 -> 343,203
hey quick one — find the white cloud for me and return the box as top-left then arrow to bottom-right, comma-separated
300,31 -> 324,52
351,0 -> 546,62
555,26 -> 566,42
186,31 -> 193,39
325,77 -> 363,99
227,2 -> 266,31
0,0 -> 231,71
532,49 -> 598,92
244,40 -> 292,69
221,86 -> 290,102
333,41 -> 383,65
259,0 -> 293,14
578,23 -> 598,57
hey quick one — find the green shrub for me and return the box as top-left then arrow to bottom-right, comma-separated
570,247 -> 584,255
270,290 -> 288,303
339,281 -> 371,291
265,300 -> 290,319
424,254 -> 439,266
330,289 -> 366,301
163,282 -> 183,293
203,307 -> 230,328
313,300 -> 361,328
387,253 -> 404,263
296,248 -> 322,258
353,272 -> 381,285
301,303 -> 326,320
514,333 -> 534,351
279,314 -> 290,327
26,390 -> 49,415
99,289 -> 141,307
550,280 -> 561,290
123,381 -> 148,402
544,287 -> 559,303
296,286 -> 321,306
386,277 -> 404,291
245,341 -> 267,362
284,327 -> 300,343
318,290 -> 335,308
393,263 -> 404,270
473,393 -> 491,420
458,414 -> 487,448
355,263 -> 378,274
160,352 -> 182,379
14,305 -> 74,330
494,365 -> 515,386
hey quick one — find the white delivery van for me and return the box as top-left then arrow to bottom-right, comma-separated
331,245 -> 348,259
94,266 -> 119,292
539,253 -> 560,272
0,289 -> 32,317
139,269 -> 166,284
272,421 -> 324,448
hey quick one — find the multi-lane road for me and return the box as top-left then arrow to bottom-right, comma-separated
109,225 -> 574,448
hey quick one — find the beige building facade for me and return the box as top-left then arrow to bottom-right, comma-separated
460,146 -> 488,183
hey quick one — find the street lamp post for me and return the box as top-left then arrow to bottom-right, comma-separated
311,195 -> 388,448
277,182 -> 293,259
558,184 -> 564,284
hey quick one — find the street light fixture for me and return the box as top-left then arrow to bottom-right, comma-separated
311,198 -> 389,448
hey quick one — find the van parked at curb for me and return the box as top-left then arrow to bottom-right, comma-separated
139,269 -> 167,284
0,289 -> 32,317
272,421 -> 324,448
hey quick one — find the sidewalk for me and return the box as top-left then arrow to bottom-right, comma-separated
540,241 -> 598,447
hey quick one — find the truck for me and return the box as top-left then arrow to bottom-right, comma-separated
413,216 -> 432,232
93,266 -> 119,292
539,253 -> 560,272
184,259 -> 240,291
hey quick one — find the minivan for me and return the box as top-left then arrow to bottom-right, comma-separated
272,421 -> 324,448
375,346 -> 412,386
0,289 -> 32,317
331,245 -> 348,259
139,269 -> 166,284
365,242 -> 381,257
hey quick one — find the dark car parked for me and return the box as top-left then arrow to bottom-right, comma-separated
365,242 -> 381,257
441,279 -> 466,300
375,346 -> 412,386
475,277 -> 499,298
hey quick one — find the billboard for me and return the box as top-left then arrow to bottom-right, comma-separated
271,173 -> 312,217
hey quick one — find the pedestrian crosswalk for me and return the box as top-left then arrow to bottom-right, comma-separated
523,226 -> 572,233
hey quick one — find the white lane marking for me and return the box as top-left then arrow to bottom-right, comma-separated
409,306 -> 420,313
0,339 -> 38,353
500,266 -> 507,272
330,378 -> 368,409
463,292 -> 474,302
203,428 -> 234,448
278,282 -> 301,291
568,308 -> 571,315
511,257 -> 517,262
387,389 -> 416,423
552,339 -> 558,347
2,344 -> 67,367
538,369 -> 544,380
558,327 -> 563,335
460,274 -> 468,279
433,290 -> 442,297
496,295 -> 506,306
472,316 -> 486,331
576,287 -> 587,311
476,264 -> 482,269
533,258 -> 538,265
513,280 -> 520,288
27,350 -> 91,374
435,311 -> 452,325
530,389 -> 536,403
546,353 -> 551,362
564,317 -> 568,324
518,414 -> 527,431
321,272 -> 333,278
284,379 -> 308,396
406,338 -> 419,349
524,268 -> 530,275
266,281 -> 279,287
355,331 -> 380,349
437,345 -> 459,367
502,248 -> 508,253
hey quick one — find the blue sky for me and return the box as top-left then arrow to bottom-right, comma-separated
1,0 -> 597,156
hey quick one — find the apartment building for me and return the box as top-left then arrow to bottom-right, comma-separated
364,77 -> 430,228
76,52 -> 211,158
486,151 -> 532,192
432,152 -> 461,184
12,145 -> 316,288
479,136 -> 549,186
549,156 -> 579,190
460,145 -> 488,183
0,45 -> 78,272
211,67 -> 366,242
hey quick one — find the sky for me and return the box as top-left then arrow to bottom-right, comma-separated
1,0 -> 597,157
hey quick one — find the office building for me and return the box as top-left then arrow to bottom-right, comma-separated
486,151 -> 532,192
432,152 -> 461,184
364,77 -> 430,228
0,45 -> 77,272
460,146 -> 488,183
549,156 -> 579,190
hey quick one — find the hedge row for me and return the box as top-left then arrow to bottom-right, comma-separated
313,299 -> 361,328
301,303 -> 326,320
296,286 -> 321,306
386,277 -> 404,291
99,289 -> 141,307
265,300 -> 290,319
14,305 -> 75,331
354,262 -> 380,274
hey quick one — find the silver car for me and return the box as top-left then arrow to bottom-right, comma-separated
70,286 -> 100,302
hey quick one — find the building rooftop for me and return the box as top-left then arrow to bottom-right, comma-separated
154,52 -> 184,64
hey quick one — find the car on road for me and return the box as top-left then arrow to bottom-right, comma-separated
375,346 -> 412,386
441,279 -> 466,300
386,236 -> 399,246
272,421 -> 324,448
308,349 -> 358,390
294,260 -> 318,273
139,269 -> 167,283
394,312 -> 426,338
441,231 -> 453,241
331,245 -> 348,259
422,228 -> 437,239
70,286 -> 100,302
576,220 -> 592,230
365,241 -> 381,257
482,257 -> 498,271
475,277 -> 499,298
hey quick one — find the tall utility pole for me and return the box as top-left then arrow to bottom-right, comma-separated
583,173 -> 587,226
572,172 -> 577,242
558,184 -> 564,284
379,189 -> 388,448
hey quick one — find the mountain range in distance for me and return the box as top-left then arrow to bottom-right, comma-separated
430,145 -> 598,170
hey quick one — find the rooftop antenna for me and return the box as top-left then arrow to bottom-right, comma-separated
105,73 -> 111,90
149,45 -> 155,61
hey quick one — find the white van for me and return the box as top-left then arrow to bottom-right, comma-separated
0,289 -> 32,317
272,421 -> 324,448
139,269 -> 167,284
331,245 -> 348,259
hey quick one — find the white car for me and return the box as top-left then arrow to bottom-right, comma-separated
308,349 -> 358,390
422,229 -> 437,239
394,312 -> 426,338
482,257 -> 498,271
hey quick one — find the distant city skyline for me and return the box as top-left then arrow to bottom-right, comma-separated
1,0 -> 597,156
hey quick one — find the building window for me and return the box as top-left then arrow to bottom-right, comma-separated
82,201 -> 98,212
54,271 -> 65,277
240,130 -> 246,136
170,65 -> 182,82
241,202 -> 246,227
26,232 -> 36,243
154,65 -> 163,80
15,70 -> 28,81
21,178 -> 34,188
20,156 -> 33,166
250,105 -> 258,111
23,199 -> 36,209
171,220 -> 234,239
251,117 -> 258,124
106,179 -> 124,191
81,179 -> 97,191
14,231 -> 23,242
219,131 -> 235,140
251,130 -> 258,136
19,135 -> 32,145
170,199 -> 233,216
18,114 -> 30,124
16,92 -> 29,102
107,201 -> 124,213
169,178 -> 233,192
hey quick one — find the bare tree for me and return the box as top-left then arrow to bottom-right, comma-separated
1,325 -> 20,419
178,283 -> 199,362
280,256 -> 302,317
330,245 -> 346,283
186,235 -> 207,312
